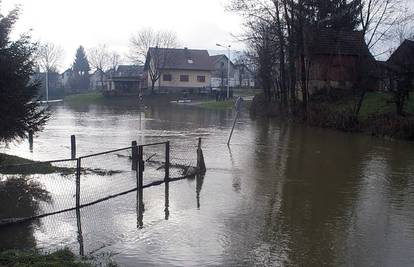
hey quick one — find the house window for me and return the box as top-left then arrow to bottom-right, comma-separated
197,75 -> 206,82
163,74 -> 172,81
180,75 -> 189,82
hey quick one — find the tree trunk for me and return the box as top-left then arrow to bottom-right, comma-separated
151,79 -> 156,95
275,1 -> 288,109
300,54 -> 308,120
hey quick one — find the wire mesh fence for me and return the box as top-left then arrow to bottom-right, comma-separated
0,139 -> 205,226
0,159 -> 77,222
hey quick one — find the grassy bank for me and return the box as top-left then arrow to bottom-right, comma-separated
64,91 -> 106,104
0,153 -> 74,175
233,88 -> 261,97
251,91 -> 414,141
0,248 -> 92,267
358,92 -> 414,119
0,153 -> 36,166
197,100 -> 234,110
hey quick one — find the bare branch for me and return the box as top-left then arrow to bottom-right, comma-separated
36,42 -> 63,72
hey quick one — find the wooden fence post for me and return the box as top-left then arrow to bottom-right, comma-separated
197,138 -> 206,172
76,158 -> 81,209
71,135 -> 76,159
131,141 -> 138,171
165,141 -> 170,181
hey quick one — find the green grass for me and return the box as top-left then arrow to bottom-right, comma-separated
233,88 -> 261,97
358,92 -> 394,120
0,248 -> 91,267
64,91 -> 105,104
358,92 -> 414,120
197,100 -> 234,110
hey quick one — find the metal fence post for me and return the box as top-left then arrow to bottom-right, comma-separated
165,141 -> 170,181
28,131 -> 33,152
132,141 -> 138,171
76,157 -> 81,209
197,138 -> 206,172
71,135 -> 76,160
136,145 -> 144,229
138,145 -> 144,189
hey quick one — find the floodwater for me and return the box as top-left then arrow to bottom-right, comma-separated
1,98 -> 414,266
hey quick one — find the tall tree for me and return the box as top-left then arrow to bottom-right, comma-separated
301,0 -> 362,30
88,44 -> 121,89
71,46 -> 90,90
0,6 -> 49,143
129,28 -> 179,94
36,42 -> 63,101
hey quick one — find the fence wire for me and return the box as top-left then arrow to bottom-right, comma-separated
0,159 -> 77,222
79,147 -> 135,206
0,139 -> 204,226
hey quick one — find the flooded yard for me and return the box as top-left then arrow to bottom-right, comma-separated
1,99 -> 414,266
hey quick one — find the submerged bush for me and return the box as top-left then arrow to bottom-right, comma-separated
308,102 -> 361,132
366,113 -> 414,140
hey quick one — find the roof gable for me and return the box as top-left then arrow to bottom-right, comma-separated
388,40 -> 414,68
307,30 -> 372,57
210,54 -> 235,68
114,65 -> 144,77
147,47 -> 214,71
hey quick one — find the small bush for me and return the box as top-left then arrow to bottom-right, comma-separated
0,248 -> 91,267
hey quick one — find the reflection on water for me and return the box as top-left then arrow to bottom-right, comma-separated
1,99 -> 414,266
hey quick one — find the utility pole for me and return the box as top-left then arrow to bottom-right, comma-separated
46,69 -> 49,103
216,43 -> 231,99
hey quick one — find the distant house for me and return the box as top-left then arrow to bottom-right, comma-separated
210,54 -> 237,88
32,71 -> 63,98
90,69 -> 107,90
61,68 -> 73,90
387,40 -> 414,89
144,47 -> 214,93
234,63 -> 256,88
105,65 -> 145,96
297,29 -> 376,94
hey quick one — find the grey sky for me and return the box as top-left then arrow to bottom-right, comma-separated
3,0 -> 414,70
3,0 -> 244,70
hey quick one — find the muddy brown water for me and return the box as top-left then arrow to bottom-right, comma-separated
1,99 -> 414,266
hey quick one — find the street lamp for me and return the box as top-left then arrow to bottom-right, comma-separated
216,43 -> 231,99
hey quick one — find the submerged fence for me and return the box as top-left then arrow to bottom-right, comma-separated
0,139 -> 206,226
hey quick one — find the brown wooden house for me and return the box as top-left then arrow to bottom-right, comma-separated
297,30 -> 376,95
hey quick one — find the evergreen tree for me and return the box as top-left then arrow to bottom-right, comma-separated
302,0 -> 362,31
0,6 -> 49,143
316,0 -> 362,30
70,46 -> 90,90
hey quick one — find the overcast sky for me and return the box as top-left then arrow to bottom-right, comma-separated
3,0 -> 413,70
3,0 -> 244,71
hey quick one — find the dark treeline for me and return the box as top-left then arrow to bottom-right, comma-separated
229,0 -> 413,120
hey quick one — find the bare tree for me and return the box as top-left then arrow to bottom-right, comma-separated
393,19 -> 414,46
36,42 -> 64,101
109,51 -> 121,71
129,28 -> 179,93
360,0 -> 414,56
88,44 -> 121,90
